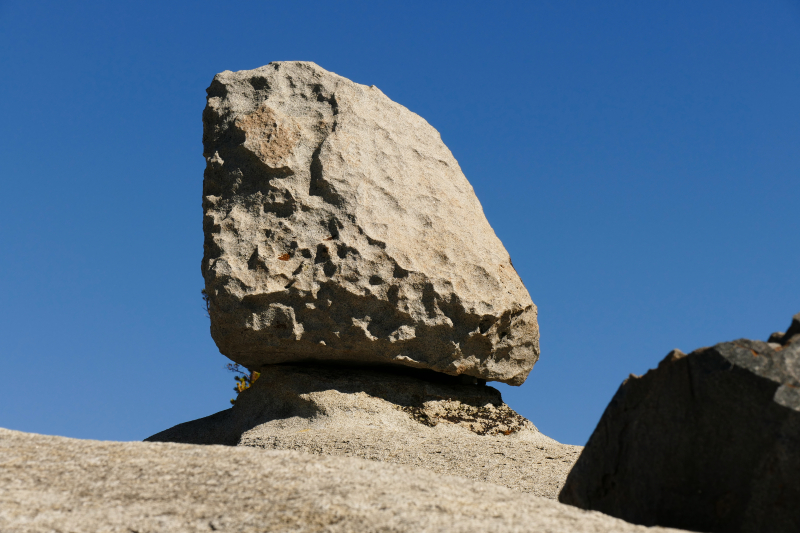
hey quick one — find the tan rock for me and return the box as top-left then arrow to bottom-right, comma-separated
202,61 -> 538,385
0,428 -> 686,532
147,366 -> 581,498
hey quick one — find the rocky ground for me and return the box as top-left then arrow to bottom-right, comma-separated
0,428 -> 683,533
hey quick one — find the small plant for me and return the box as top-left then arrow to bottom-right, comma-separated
203,290 -> 260,405
227,363 -> 260,405
201,288 -> 210,318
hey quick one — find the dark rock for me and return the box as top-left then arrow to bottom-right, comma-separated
768,331 -> 785,343
559,313 -> 800,533
778,311 -> 800,346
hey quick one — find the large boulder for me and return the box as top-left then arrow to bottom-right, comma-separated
0,428 -> 685,532
559,313 -> 800,533
147,365 -> 581,498
202,61 -> 538,385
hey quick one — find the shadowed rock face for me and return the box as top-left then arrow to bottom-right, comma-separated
559,312 -> 800,533
202,61 -> 538,385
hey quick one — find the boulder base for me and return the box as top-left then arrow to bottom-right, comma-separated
559,313 -> 800,533
202,61 -> 538,385
147,365 -> 580,498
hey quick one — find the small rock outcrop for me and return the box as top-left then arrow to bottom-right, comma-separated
147,366 -> 581,498
1,428 -> 685,533
559,312 -> 800,533
202,61 -> 538,385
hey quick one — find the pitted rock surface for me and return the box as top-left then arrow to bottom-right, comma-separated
397,398 -> 531,436
560,312 -> 800,533
202,61 -> 538,385
147,366 -> 580,498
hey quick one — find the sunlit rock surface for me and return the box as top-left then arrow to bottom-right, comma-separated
202,61 -> 538,384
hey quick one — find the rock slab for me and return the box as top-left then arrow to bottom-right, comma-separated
0,428 -> 686,533
147,365 -> 581,498
202,61 -> 538,385
559,312 -> 800,533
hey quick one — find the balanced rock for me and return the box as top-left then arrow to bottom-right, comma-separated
147,366 -> 581,498
202,61 -> 538,385
559,312 -> 800,533
0,428 -> 685,533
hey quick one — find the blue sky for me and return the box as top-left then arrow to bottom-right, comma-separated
1,0 -> 798,445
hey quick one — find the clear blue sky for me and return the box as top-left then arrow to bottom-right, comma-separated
1,0 -> 798,446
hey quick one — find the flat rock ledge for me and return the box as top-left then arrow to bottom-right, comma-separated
147,365 -> 581,498
0,428 -> 685,533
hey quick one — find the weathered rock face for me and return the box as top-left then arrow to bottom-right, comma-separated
146,366 -> 581,498
559,312 -> 800,533
202,61 -> 538,385
0,428 -> 685,533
